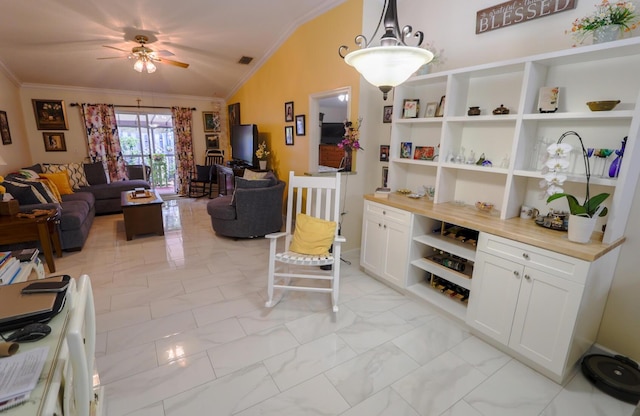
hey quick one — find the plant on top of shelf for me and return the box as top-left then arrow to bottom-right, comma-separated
540,131 -> 610,218
567,0 -> 639,45
338,117 -> 363,152
255,141 -> 270,160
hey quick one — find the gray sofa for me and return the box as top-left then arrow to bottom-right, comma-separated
2,163 -> 150,251
207,177 -> 285,238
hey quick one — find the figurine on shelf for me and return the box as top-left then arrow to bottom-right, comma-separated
609,136 -> 627,178
468,106 -> 481,116
493,104 -> 510,115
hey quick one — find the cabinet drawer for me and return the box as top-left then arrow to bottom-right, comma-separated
478,233 -> 589,283
365,201 -> 411,225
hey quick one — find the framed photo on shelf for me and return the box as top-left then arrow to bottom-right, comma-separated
203,111 -> 221,132
425,102 -> 438,117
538,86 -> 559,113
285,101 -> 294,122
400,141 -> 412,158
32,99 -> 68,130
0,111 -> 11,145
285,125 -> 294,145
43,132 -> 66,152
295,114 -> 306,136
379,145 -> 390,161
383,105 -> 393,123
205,134 -> 220,149
414,146 -> 435,160
402,99 -> 419,118
435,95 -> 446,117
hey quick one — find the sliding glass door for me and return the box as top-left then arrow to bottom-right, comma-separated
116,110 -> 177,194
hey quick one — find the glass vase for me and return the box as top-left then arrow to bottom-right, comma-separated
592,25 -> 620,44
343,149 -> 352,172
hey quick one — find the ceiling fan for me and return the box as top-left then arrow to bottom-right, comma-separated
99,35 -> 189,72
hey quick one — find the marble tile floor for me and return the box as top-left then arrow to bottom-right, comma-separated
52,198 -> 635,416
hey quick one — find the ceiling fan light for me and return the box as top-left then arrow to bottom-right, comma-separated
133,59 -> 144,72
146,61 -> 157,73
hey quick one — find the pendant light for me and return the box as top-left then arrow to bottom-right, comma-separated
339,0 -> 433,100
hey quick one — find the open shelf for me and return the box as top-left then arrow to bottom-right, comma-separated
413,233 -> 476,262
406,281 -> 467,321
411,258 -> 472,290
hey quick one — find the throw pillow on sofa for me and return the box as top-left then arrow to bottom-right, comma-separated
2,176 -> 57,205
40,172 -> 74,195
42,163 -> 89,189
231,177 -> 271,206
83,162 -> 108,185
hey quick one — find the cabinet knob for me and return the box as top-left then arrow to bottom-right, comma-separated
383,224 -> 387,229
513,271 -> 520,277
524,274 -> 531,280
378,223 -> 382,228
522,253 -> 530,260
382,210 -> 386,215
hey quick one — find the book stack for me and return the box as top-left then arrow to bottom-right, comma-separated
11,248 -> 38,263
0,252 -> 21,285
374,187 -> 391,199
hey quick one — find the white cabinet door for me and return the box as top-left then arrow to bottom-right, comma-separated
466,251 -> 522,345
361,211 -> 384,272
509,267 -> 583,374
381,219 -> 410,286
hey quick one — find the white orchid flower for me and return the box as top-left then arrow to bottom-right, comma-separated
546,143 -> 572,157
545,157 -> 570,172
543,172 -> 567,186
545,184 -> 564,197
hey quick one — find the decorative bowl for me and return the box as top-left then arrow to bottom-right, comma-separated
475,201 -> 494,212
586,100 -> 620,111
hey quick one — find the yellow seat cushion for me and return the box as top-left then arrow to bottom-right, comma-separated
289,213 -> 337,256
40,172 -> 74,195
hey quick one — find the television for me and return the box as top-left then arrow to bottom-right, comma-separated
320,122 -> 344,145
231,124 -> 259,167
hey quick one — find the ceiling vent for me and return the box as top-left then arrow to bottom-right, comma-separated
238,56 -> 253,65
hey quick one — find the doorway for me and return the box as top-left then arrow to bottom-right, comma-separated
309,87 -> 351,172
116,110 -> 177,195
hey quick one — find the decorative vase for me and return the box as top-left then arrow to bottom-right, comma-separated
343,149 -> 352,172
259,160 -> 267,170
592,25 -> 620,44
567,214 -> 597,243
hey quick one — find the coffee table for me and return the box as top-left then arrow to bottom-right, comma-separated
120,189 -> 164,241
0,210 -> 61,273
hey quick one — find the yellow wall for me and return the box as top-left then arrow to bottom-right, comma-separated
229,0 -> 362,180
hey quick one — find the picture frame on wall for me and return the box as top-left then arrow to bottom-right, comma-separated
285,101 -> 294,122
285,125 -> 294,145
43,132 -> 66,152
435,95 -> 446,117
205,134 -> 220,149
402,99 -> 420,118
383,105 -> 393,123
295,114 -> 306,136
0,111 -> 11,145
425,102 -> 438,117
32,99 -> 68,130
228,103 -> 241,130
379,145 -> 390,161
203,111 -> 221,132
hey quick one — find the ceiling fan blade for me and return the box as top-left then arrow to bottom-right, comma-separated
97,56 -> 127,60
102,45 -> 130,53
157,57 -> 189,68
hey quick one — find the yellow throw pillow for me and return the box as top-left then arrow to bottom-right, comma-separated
40,172 -> 74,195
289,213 -> 337,256
243,170 -> 267,180
38,178 -> 62,202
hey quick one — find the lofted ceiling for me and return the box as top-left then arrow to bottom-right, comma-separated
0,0 -> 346,99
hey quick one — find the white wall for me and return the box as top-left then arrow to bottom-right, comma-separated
357,0 -> 639,359
0,67 -> 33,172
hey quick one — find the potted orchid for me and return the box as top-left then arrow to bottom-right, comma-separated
541,131 -> 609,242
255,141 -> 270,170
337,117 -> 363,172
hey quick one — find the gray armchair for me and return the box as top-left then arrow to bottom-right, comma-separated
207,178 -> 285,238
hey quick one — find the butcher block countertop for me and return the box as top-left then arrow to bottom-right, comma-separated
364,194 -> 625,262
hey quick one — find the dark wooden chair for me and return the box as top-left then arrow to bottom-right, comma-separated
188,165 -> 215,198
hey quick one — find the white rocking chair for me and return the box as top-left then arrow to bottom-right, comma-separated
265,171 -> 344,312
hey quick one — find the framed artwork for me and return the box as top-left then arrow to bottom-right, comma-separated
400,142 -> 412,158
0,111 -> 11,145
538,86 -> 559,113
425,102 -> 438,117
382,166 -> 389,188
414,146 -> 435,160
383,105 -> 393,123
285,125 -> 294,145
379,145 -> 390,161
228,103 -> 241,129
203,111 -> 221,132
205,134 -> 220,149
285,101 -> 294,122
402,99 -> 420,118
435,95 -> 446,117
32,99 -> 68,130
43,132 -> 66,152
295,114 -> 306,136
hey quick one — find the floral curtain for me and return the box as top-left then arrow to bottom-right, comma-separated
81,104 -> 127,182
171,107 -> 194,195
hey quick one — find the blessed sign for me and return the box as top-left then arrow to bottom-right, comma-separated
477,0 -> 576,34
